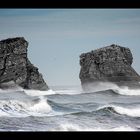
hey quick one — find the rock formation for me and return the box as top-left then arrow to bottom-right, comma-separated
0,37 -> 49,90
79,44 -> 140,90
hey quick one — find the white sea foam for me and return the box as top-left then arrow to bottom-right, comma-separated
98,104 -> 140,117
0,86 -> 23,94
2,82 -> 140,97
84,82 -> 119,93
0,87 -> 80,117
53,86 -> 140,96
28,96 -> 52,113
55,89 -> 82,95
84,82 -> 140,96
51,122 -> 136,131
0,82 -> 140,97
24,89 -> 56,96
113,106 -> 140,117
109,126 -> 136,131
0,100 -> 29,117
113,87 -> 140,96
0,96 -> 53,117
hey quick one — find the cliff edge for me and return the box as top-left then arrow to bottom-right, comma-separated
0,37 -> 49,90
79,44 -> 140,90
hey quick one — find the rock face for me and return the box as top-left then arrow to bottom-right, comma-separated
0,37 -> 49,90
79,44 -> 140,90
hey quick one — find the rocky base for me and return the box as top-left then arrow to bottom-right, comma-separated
0,37 -> 49,90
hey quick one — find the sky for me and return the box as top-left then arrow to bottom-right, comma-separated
0,9 -> 140,86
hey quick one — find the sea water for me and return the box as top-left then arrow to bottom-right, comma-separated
0,82 -> 140,131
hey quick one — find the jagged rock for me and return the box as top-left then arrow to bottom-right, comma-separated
0,37 -> 49,90
79,44 -> 140,90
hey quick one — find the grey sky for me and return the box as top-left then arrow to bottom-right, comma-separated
0,9 -> 140,86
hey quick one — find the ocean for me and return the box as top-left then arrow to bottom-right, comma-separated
0,82 -> 140,131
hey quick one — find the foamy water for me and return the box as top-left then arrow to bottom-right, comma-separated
0,83 -> 140,131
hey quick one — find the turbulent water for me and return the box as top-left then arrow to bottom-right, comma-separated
0,82 -> 140,131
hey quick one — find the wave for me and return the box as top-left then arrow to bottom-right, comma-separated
82,87 -> 140,96
24,89 -> 56,96
1,81 -> 140,97
0,87 -> 56,97
97,105 -> 140,117
0,96 -> 54,117
112,87 -> 140,96
86,86 -> 140,96
28,96 -> 52,114
23,83 -> 140,97
0,84 -> 140,118
0,100 -> 29,117
0,87 -> 88,117
0,95 -> 83,118
50,123 -> 136,131
80,82 -> 140,96
55,89 -> 82,95
24,88 -> 82,96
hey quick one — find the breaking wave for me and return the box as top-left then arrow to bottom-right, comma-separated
0,88 -> 83,118
18,82 -> 140,97
0,83 -> 140,132
82,82 -> 140,96
97,105 -> 140,117
0,97 -> 52,117
0,86 -> 140,118
112,87 -> 140,96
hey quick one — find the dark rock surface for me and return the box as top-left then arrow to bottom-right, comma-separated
79,44 -> 140,90
0,37 -> 49,90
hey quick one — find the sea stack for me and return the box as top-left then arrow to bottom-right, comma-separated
79,44 -> 140,90
0,37 -> 49,90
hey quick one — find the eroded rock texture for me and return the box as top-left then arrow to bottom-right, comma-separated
0,37 -> 49,90
79,44 -> 140,90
